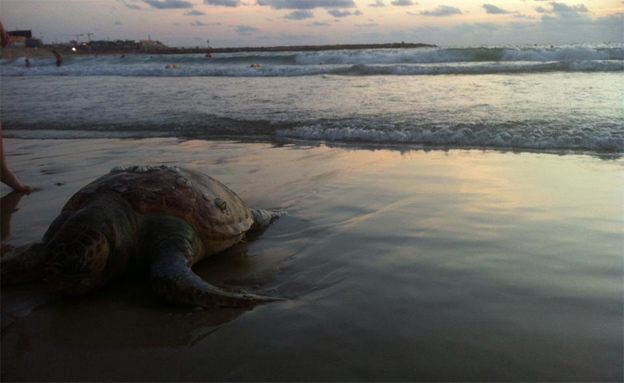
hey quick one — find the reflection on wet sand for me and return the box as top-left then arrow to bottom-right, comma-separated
28,284 -> 248,350
1,191 -> 51,333
1,139 -> 622,382
1,191 -> 28,253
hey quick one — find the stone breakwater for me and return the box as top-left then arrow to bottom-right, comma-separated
2,43 -> 437,58
156,43 -> 437,55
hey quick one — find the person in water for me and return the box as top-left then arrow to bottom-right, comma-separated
52,50 -> 63,67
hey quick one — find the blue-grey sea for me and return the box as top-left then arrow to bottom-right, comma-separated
1,43 -> 623,154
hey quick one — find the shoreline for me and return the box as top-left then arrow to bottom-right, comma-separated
1,130 -> 621,160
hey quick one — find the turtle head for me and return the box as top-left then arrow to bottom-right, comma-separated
46,227 -> 111,295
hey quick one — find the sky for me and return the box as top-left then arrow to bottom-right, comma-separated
1,0 -> 622,47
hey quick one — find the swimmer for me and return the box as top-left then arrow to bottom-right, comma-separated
52,50 -> 62,67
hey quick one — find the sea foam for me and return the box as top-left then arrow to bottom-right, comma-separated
1,45 -> 621,77
276,124 -> 624,153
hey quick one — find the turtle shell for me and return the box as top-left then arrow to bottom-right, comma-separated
62,165 -> 253,240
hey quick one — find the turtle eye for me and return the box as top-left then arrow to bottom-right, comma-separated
176,177 -> 191,187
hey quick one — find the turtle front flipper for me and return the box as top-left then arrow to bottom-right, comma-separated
148,218 -> 280,308
151,252 -> 280,308
250,208 -> 283,231
151,251 -> 281,308
1,242 -> 47,285
1,210 -> 73,286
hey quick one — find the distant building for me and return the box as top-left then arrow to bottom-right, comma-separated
8,30 -> 32,39
26,38 -> 43,47
139,36 -> 167,52
6,30 -> 42,47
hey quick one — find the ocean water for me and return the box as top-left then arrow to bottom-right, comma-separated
1,43 -> 623,155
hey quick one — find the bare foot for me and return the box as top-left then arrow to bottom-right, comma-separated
12,184 -> 33,193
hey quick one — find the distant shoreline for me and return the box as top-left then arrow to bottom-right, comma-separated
1,42 -> 436,58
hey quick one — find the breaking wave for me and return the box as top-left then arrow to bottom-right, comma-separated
276,124 -> 624,153
293,45 -> 624,65
1,44 -> 622,77
6,120 -> 623,154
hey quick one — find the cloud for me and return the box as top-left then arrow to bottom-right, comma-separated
185,9 -> 207,15
404,10 -> 623,45
513,13 -> 536,19
142,0 -> 194,9
328,9 -> 362,17
204,0 -> 241,7
234,25 -> 259,34
482,4 -> 510,14
120,0 -> 143,10
256,0 -> 355,9
309,21 -> 331,26
391,0 -> 415,6
284,10 -> 315,19
369,0 -> 385,7
114,21 -> 123,25
419,5 -> 462,16
191,20 -> 210,26
456,22 -> 501,34
356,23 -> 378,27
550,2 -> 588,14
534,2 -> 590,20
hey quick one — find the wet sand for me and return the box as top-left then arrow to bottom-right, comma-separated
1,138 -> 622,381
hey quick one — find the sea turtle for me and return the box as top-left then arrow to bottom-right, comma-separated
1,165 -> 282,308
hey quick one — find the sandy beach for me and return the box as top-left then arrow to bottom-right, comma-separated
1,137 -> 622,381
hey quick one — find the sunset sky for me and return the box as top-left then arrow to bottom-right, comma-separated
1,0 -> 622,47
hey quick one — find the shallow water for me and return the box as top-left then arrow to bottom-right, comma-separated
1,139 -> 622,381
1,45 -> 623,154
